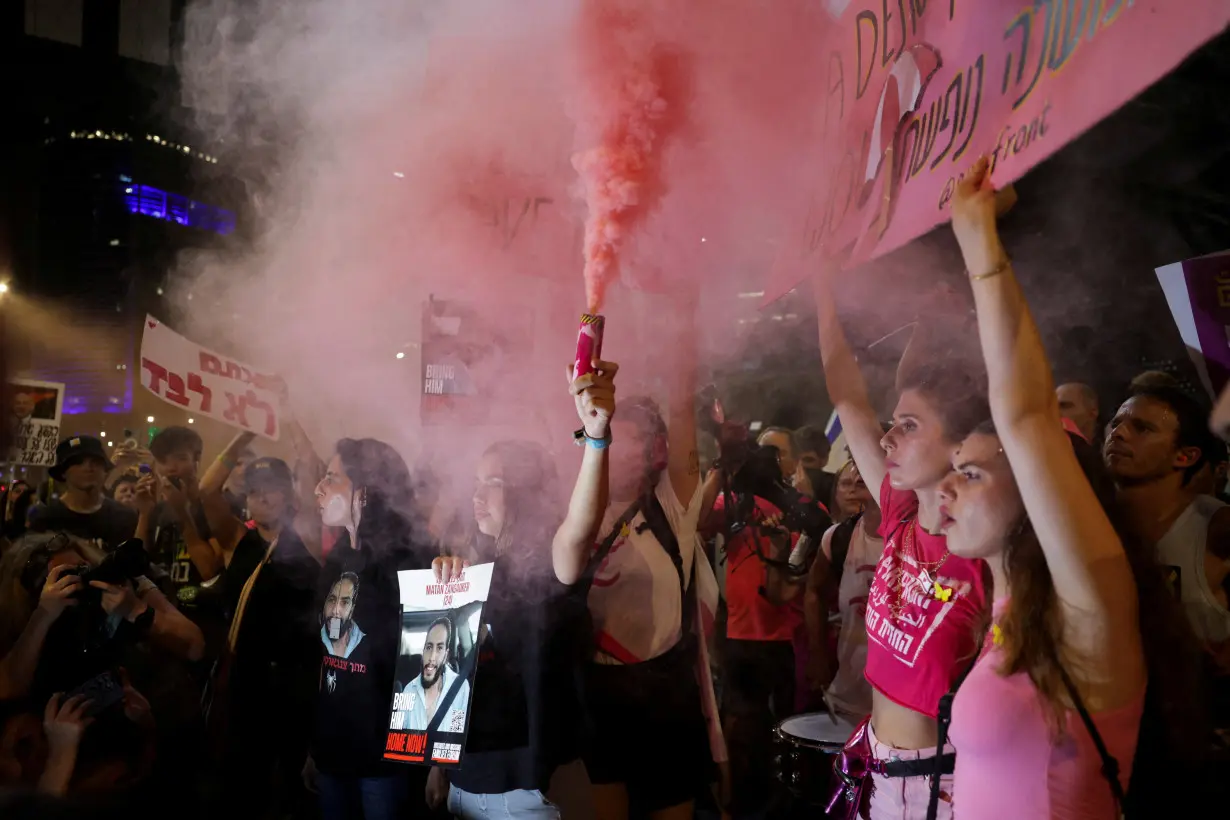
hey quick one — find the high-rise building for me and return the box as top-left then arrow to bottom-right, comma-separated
1,0 -> 244,443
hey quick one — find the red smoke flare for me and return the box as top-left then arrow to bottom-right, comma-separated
572,0 -> 687,313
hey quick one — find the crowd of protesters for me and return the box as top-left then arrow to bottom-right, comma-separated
0,161 -> 1228,820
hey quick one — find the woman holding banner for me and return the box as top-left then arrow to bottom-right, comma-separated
938,157 -> 1202,819
812,248 -> 990,816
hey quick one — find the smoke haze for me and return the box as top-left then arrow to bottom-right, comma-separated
171,0 -> 844,477
161,0 -> 1230,547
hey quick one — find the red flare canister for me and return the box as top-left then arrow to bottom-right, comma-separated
573,314 -> 605,378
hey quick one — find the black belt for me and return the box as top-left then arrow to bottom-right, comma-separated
878,752 -> 955,779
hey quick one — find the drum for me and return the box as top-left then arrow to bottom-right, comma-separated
773,712 -> 855,805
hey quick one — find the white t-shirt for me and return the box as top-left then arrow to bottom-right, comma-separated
1156,494 -> 1230,644
588,472 -> 702,665
821,517 -> 881,718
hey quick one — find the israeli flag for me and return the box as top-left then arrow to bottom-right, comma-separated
824,410 -> 841,443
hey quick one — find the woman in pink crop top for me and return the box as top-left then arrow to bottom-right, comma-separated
938,159 -> 1187,818
815,235 -> 993,818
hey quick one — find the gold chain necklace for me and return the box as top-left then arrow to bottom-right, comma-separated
887,520 -> 951,619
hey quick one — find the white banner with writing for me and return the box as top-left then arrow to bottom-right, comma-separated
6,378 -> 65,466
139,315 -> 282,440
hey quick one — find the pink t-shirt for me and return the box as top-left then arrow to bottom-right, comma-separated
862,477 -> 986,717
950,606 -> 1144,818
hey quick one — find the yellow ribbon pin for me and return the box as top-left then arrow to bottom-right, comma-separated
991,624 -> 1004,646
933,581 -> 952,602
619,522 -> 631,539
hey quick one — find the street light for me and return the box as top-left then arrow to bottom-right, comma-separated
146,416 -> 155,423
188,418 -> 195,424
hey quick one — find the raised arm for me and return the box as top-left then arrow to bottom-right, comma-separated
952,158 -> 1141,684
161,477 -> 224,580
813,271 -> 888,495
105,444 -> 151,491
133,473 -> 157,553
552,361 -> 617,586
199,430 -> 256,551
200,431 -> 256,496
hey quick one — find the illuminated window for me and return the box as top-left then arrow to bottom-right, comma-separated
121,183 -> 235,235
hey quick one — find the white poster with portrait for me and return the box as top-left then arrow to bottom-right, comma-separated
6,378 -> 65,467
383,562 -> 493,767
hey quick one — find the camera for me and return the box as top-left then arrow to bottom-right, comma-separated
697,387 -> 832,547
78,538 -> 151,589
28,539 -> 152,696
41,539 -> 151,605
22,537 -> 150,599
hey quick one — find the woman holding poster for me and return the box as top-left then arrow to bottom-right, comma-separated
429,439 -> 587,820
305,438 -> 433,820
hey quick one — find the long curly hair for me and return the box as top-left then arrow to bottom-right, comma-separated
333,437 -> 417,556
473,440 -> 562,572
975,420 -> 1204,755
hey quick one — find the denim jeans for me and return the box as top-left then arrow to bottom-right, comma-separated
447,785 -> 561,820
316,771 -> 408,820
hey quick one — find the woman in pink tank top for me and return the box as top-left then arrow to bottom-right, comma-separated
814,208 -> 993,819
937,159 -> 1190,818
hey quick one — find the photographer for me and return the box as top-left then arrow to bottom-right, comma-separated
0,532 -> 204,702
698,420 -> 832,815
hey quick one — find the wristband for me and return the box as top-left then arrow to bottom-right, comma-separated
574,428 -> 612,450
968,255 -> 1012,281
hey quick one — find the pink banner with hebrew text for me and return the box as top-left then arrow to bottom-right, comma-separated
767,0 -> 1230,301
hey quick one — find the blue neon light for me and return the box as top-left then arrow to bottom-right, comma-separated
122,183 -> 235,235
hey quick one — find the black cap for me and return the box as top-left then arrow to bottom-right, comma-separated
244,457 -> 294,495
49,436 -> 114,481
